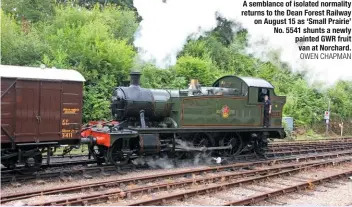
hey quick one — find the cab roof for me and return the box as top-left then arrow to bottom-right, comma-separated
212,75 -> 274,89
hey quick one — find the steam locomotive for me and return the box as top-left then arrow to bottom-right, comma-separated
82,72 -> 287,166
1,65 -> 286,170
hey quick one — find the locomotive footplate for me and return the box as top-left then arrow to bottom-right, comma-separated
172,145 -> 233,152
139,134 -> 161,154
132,127 -> 285,139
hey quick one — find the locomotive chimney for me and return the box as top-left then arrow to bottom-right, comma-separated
130,71 -> 141,87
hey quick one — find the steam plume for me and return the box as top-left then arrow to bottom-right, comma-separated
133,0 -> 352,85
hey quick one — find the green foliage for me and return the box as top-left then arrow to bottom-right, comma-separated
57,0 -> 135,10
83,75 -> 115,121
282,79 -> 325,126
174,56 -> 218,86
2,0 -> 55,22
41,4 -> 138,122
327,81 -> 352,120
1,11 -> 48,65
211,15 -> 237,47
180,39 -> 210,60
140,64 -> 186,89
1,4 -> 138,122
56,0 -> 142,22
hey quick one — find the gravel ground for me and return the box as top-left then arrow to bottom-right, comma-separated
257,181 -> 352,206
167,162 -> 352,206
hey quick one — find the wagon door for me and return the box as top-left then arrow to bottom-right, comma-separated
15,80 -> 40,143
1,78 -> 17,144
38,81 -> 62,141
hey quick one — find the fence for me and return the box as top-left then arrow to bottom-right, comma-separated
312,113 -> 352,136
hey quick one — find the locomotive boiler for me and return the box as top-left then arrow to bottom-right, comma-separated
83,71 -> 287,166
111,72 -> 175,123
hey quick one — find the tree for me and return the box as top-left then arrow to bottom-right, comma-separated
328,81 -> 352,120
2,0 -> 55,23
2,4 -> 138,122
211,14 -> 238,47
139,64 -> 186,89
38,4 -> 138,122
1,10 -> 48,65
174,56 -> 218,86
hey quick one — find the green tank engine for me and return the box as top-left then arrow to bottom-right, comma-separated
83,72 -> 287,166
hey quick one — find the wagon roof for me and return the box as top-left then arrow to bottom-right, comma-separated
0,65 -> 85,82
238,76 -> 274,88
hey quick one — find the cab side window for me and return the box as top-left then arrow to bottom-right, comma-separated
258,88 -> 270,102
241,83 -> 248,96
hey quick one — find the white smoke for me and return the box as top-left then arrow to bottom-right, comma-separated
133,0 -> 352,85
133,0 -> 220,68
131,153 -> 216,169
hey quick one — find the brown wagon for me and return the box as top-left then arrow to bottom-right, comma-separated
1,65 -> 85,169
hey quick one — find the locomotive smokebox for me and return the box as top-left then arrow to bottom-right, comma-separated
111,70 -> 173,123
130,71 -> 141,87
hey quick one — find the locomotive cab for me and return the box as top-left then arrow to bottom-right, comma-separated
212,75 -> 286,129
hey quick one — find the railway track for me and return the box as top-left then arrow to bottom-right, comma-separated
265,144 -> 352,156
43,159 -> 96,168
270,137 -> 352,145
2,141 -> 352,184
126,159 -> 352,206
1,149 -> 352,205
220,170 -> 352,206
270,138 -> 352,146
1,159 -> 97,174
0,163 -> 148,184
267,142 -> 352,152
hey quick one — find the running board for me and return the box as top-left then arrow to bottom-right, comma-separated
172,145 -> 233,152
